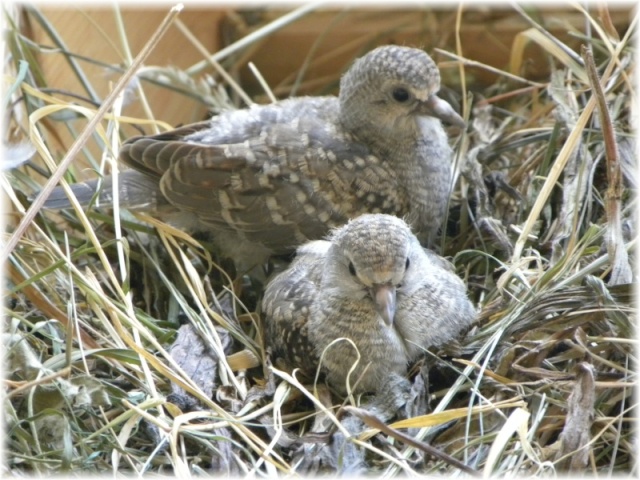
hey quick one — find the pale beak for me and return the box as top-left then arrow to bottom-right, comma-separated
371,283 -> 396,326
419,95 -> 465,128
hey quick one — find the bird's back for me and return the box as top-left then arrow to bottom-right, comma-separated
119,97 -> 408,259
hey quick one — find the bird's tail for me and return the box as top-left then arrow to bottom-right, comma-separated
35,170 -> 165,211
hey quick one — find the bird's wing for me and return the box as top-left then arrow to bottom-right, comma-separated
118,120 -> 233,177
118,105 -> 396,252
262,242 -> 327,373
398,250 -> 476,350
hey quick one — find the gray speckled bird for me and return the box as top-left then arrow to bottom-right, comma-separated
262,213 -> 476,394
43,46 -> 464,267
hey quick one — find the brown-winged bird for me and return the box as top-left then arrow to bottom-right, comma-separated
262,213 -> 476,394
43,46 -> 464,269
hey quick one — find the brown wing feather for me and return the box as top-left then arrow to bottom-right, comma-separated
262,244 -> 326,374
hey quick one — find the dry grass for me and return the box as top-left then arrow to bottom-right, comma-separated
3,4 -> 636,477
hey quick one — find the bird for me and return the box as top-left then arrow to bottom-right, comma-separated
261,213 -> 476,394
41,45 -> 464,269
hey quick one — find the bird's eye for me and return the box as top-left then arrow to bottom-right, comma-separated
392,87 -> 410,103
405,258 -> 411,270
348,262 -> 357,276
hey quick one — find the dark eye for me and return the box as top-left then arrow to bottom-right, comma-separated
392,87 -> 410,103
405,258 -> 410,270
348,262 -> 357,276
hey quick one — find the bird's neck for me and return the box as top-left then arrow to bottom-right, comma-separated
347,117 -> 417,156
357,116 -> 451,181
343,114 -> 453,235
383,118 -> 453,235
401,146 -> 452,236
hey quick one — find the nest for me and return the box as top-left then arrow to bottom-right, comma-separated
4,5 -> 636,476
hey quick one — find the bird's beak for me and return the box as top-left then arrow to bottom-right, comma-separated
372,283 -> 396,326
418,95 -> 466,128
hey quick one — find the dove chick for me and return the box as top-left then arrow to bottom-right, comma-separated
262,213 -> 475,394
41,45 -> 463,269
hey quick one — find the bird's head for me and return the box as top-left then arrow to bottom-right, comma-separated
339,45 -> 464,140
324,214 -> 423,326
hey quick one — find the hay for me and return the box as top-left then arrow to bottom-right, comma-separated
3,4 -> 635,476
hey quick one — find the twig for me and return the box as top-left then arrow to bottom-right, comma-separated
581,45 -> 631,285
174,17 -> 254,107
344,406 -> 481,476
185,2 -> 323,76
7,262 -> 100,349
5,367 -> 72,400
435,50 -> 545,88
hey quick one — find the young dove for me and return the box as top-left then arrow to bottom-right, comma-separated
42,46 -> 464,268
262,213 -> 475,393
